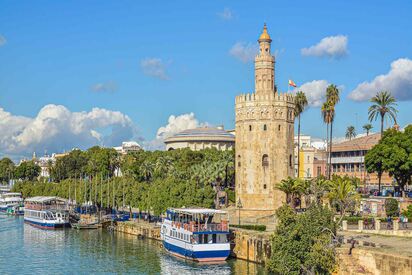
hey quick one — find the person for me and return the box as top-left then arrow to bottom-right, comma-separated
364,217 -> 369,229
387,216 -> 392,229
370,217 -> 375,230
404,216 -> 409,229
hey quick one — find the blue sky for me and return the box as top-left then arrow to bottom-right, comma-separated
1,1 -> 412,158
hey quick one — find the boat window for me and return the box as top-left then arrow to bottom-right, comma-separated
203,234 -> 208,244
212,234 -> 217,244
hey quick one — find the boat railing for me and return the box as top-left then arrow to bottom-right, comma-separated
172,221 -> 229,233
24,204 -> 69,211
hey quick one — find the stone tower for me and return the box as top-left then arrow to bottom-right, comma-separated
235,24 -> 295,216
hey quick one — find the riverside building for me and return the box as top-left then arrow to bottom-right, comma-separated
235,24 -> 295,216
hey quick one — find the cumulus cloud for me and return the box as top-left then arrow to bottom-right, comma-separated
0,35 -> 6,46
140,58 -> 170,80
91,81 -> 117,93
348,58 -> 412,101
0,105 -> 136,157
301,35 -> 348,58
217,8 -> 234,20
144,113 -> 207,150
293,80 -> 330,107
229,42 -> 258,63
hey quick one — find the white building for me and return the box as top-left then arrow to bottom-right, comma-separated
113,141 -> 142,155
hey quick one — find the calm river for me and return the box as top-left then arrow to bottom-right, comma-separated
0,215 -> 267,274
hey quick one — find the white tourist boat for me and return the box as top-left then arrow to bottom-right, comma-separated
160,208 -> 231,262
24,196 -> 70,229
0,192 -> 24,214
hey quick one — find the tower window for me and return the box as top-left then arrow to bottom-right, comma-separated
289,154 -> 292,168
263,124 -> 267,131
238,162 -> 241,167
265,48 -> 268,52
278,125 -> 281,131
249,125 -> 252,131
262,154 -> 269,168
263,184 -> 267,189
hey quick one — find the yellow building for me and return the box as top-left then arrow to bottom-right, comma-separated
235,24 -> 295,216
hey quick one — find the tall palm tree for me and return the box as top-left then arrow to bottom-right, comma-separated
321,101 -> 334,179
294,91 -> 308,178
139,161 -> 154,182
368,91 -> 397,136
362,123 -> 373,136
326,84 -> 340,179
275,177 -> 303,208
345,126 -> 356,140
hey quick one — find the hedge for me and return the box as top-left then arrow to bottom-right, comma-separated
230,224 -> 266,231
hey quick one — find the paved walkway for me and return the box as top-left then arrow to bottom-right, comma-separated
340,231 -> 412,257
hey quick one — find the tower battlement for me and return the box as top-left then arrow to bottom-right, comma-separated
235,92 -> 294,104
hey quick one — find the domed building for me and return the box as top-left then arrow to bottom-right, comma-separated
164,126 -> 235,151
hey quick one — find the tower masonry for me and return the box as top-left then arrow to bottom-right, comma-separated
235,24 -> 295,216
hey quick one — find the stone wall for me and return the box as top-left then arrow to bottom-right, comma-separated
231,229 -> 272,264
115,221 -> 161,241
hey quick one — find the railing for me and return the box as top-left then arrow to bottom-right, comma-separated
172,221 -> 229,232
24,204 -> 69,211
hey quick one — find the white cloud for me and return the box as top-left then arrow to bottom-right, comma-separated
301,35 -> 348,58
348,58 -> 412,101
91,81 -> 117,93
229,42 -> 258,63
0,35 -> 6,46
140,58 -> 170,80
217,8 -> 234,20
293,80 -> 330,107
145,113 -> 207,150
0,105 -> 136,157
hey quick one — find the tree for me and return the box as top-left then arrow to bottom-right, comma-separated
294,91 -> 308,178
140,161 -> 154,182
268,204 -> 337,275
327,176 -> 359,225
326,84 -> 340,179
365,142 -> 385,195
14,161 -> 41,181
0,158 -> 15,183
345,125 -> 356,140
368,91 -> 397,136
385,198 -> 399,217
363,123 -> 373,136
276,177 -> 304,208
321,101 -> 334,179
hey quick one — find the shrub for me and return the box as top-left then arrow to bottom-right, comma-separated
401,205 -> 412,219
230,224 -> 266,231
385,198 -> 399,217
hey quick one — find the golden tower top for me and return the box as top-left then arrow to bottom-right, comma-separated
258,23 -> 272,42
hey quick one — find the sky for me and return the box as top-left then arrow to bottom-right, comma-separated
1,1 -> 412,160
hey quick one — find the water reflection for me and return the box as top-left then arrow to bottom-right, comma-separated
0,216 -> 267,274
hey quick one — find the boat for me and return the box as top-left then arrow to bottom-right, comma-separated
160,208 -> 230,262
71,213 -> 99,230
0,192 -> 24,214
24,196 -> 70,229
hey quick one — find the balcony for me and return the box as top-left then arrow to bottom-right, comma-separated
331,156 -> 364,164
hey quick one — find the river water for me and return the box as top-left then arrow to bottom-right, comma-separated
0,215 -> 267,274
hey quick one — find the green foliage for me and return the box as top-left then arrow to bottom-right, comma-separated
401,205 -> 412,219
368,90 -> 397,134
366,126 -> 412,192
14,161 -> 41,181
225,188 -> 235,204
385,198 -> 399,217
345,125 -> 356,140
0,157 -> 15,183
230,224 -> 266,231
12,148 -> 234,216
267,204 -> 337,275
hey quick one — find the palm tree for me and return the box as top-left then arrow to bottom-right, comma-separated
362,123 -> 373,136
326,84 -> 340,179
321,101 -> 334,179
294,91 -> 308,178
139,161 -> 154,182
345,126 -> 356,140
368,91 -> 397,136
276,177 -> 303,208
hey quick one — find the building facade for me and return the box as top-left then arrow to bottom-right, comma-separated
331,133 -> 392,188
235,24 -> 295,215
164,126 -> 235,151
114,141 -> 142,155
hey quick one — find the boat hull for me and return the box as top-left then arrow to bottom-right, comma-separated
163,240 -> 230,262
24,218 -> 70,230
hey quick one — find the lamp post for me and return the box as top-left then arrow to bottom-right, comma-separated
237,198 -> 242,226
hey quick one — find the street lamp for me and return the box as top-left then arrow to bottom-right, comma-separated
237,198 -> 243,226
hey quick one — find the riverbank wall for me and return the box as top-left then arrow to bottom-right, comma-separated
115,221 -> 161,241
230,229 -> 272,264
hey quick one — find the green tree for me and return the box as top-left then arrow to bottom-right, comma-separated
294,91 -> 308,178
368,91 -> 397,136
326,84 -> 340,179
0,158 -> 15,183
385,198 -> 399,217
345,125 -> 356,140
268,204 -> 337,275
327,176 -> 359,224
321,101 -> 334,179
276,177 -> 304,208
363,123 -> 373,136
14,161 -> 41,181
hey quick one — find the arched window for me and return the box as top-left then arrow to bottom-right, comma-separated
262,154 -> 269,168
263,124 -> 267,131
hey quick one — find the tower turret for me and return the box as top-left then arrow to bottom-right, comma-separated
255,24 -> 275,95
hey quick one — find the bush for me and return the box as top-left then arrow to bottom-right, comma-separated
401,205 -> 412,219
230,224 -> 266,231
385,198 -> 399,217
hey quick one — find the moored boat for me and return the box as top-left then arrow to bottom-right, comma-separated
24,196 -> 70,229
0,192 -> 24,214
160,208 -> 230,262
